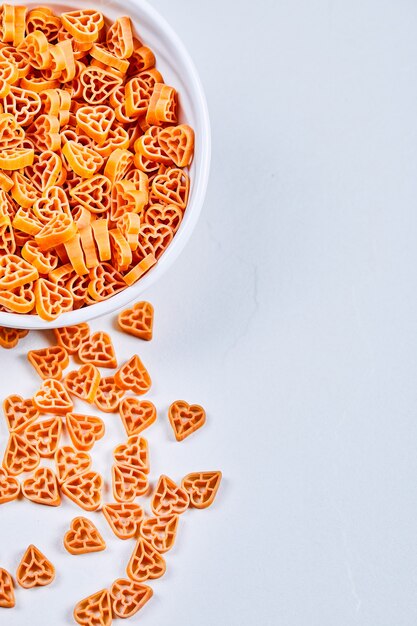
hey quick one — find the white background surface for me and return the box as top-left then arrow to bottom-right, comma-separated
2,0 -> 417,625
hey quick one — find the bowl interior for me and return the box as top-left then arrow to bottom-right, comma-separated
0,0 -> 210,329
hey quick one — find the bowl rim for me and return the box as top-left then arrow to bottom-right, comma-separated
0,0 -> 211,329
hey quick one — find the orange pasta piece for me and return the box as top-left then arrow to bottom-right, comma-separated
0,170 -> 13,192
64,233 -> 89,276
102,502 -> 144,540
34,277 -> 73,320
64,364 -> 101,404
119,398 -> 156,436
61,470 -> 102,511
90,43 -> 129,73
26,7 -> 61,42
0,146 -> 34,169
25,416 -> 62,457
79,225 -> 99,269
106,16 -> 134,59
118,301 -> 154,340
91,218 -> 111,262
118,212 -> 141,250
55,446 -> 91,484
110,579 -> 152,619
80,65 -> 122,104
168,400 -> 206,441
114,354 -> 151,395
0,112 -> 25,149
104,147 -> 133,183
3,394 -> 38,432
134,125 -> 172,164
21,240 -> 58,274
33,378 -> 73,415
61,10 -> 104,44
66,413 -> 105,451
181,471 -> 222,509
112,463 -> 148,502
64,517 -> 106,555
73,589 -> 111,626
94,376 -> 125,413
11,171 -> 40,208
110,179 -> 146,222
123,253 -> 157,286
26,114 -> 61,151
146,83 -> 177,126
3,432 -> 40,476
27,345 -> 69,380
113,435 -> 149,474
109,228 -> 132,271
70,175 -> 111,214
125,75 -> 152,117
29,155 -> 64,192
0,253 -> 38,289
126,537 -> 166,583
145,203 -> 183,234
35,212 -> 76,251
17,31 -> 51,70
22,467 -> 61,507
158,124 -> 195,167
13,6 -> 27,47
88,263 -> 126,301
54,323 -> 89,354
16,545 -> 55,588
62,140 -> 103,178
151,474 -> 189,516
76,104 -> 115,144
140,514 -> 179,553
78,331 -> 117,368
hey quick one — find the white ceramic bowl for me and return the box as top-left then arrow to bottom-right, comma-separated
0,0 -> 210,329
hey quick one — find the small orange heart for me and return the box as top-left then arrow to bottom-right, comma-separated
119,398 -> 156,436
114,355 -> 151,395
16,545 -> 55,589
64,364 -> 101,404
181,471 -> 222,509
66,413 -> 105,451
168,400 -> 206,441
118,301 -> 154,341
158,124 -> 194,167
73,588 -> 111,626
55,446 -> 92,484
110,578 -> 153,619
3,432 -> 40,476
22,467 -> 60,506
140,514 -> 179,553
27,346 -> 69,380
113,435 -> 149,473
94,376 -> 125,413
102,502 -> 144,540
33,378 -> 73,415
112,463 -> 148,502
53,323 -> 90,354
64,516 -> 106,555
3,394 -> 39,432
78,331 -> 117,368
25,416 -> 62,457
61,470 -> 102,511
126,537 -> 166,583
151,475 -> 189,516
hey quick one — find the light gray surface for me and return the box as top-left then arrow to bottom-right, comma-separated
1,1 -> 417,625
